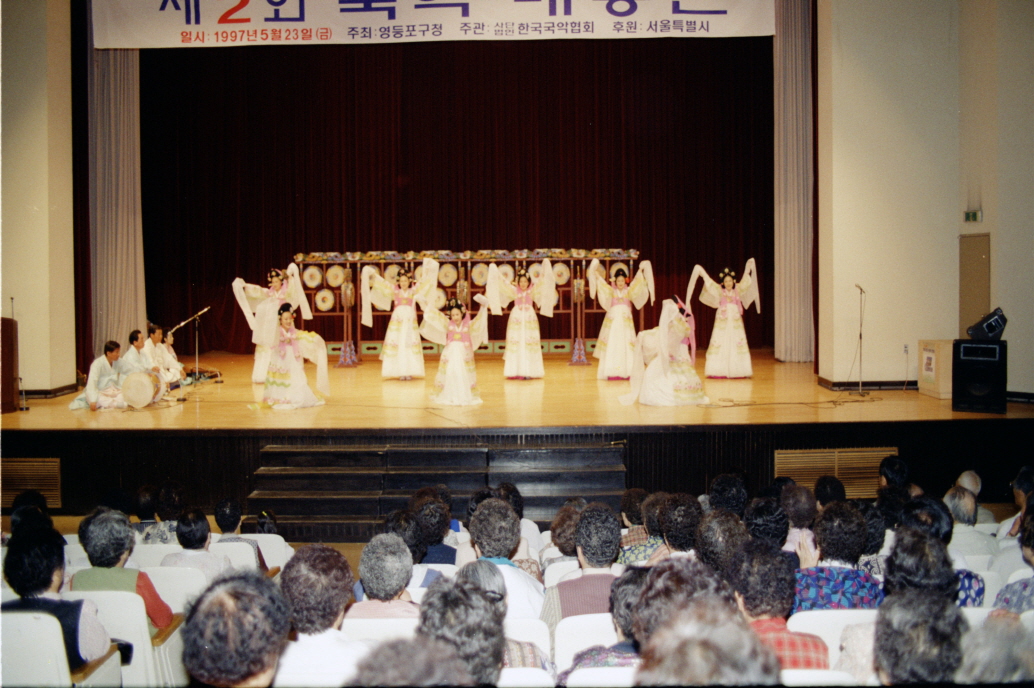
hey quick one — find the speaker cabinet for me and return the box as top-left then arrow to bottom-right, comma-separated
1,318 -> 18,414
952,339 -> 1007,414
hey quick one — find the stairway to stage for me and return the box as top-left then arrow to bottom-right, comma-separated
246,443 -> 627,543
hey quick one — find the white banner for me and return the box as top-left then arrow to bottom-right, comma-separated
92,0 -> 774,49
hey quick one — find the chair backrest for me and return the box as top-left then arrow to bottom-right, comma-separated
454,531 -> 471,545
496,667 -> 556,687
544,560 -> 581,588
63,533 -> 81,546
1020,610 -> 1034,633
424,563 -> 458,578
780,669 -> 859,686
960,606 -> 993,629
504,617 -> 551,658
539,546 -> 562,566
65,543 -> 90,569
64,589 -> 163,688
973,523 -> 999,535
554,613 -> 618,672
1007,567 -> 1033,584
1,586 -> 19,603
1,612 -> 72,687
565,666 -> 638,687
975,569 -> 1003,607
142,566 -> 209,613
238,534 -> 294,569
127,543 -> 183,568
785,608 -> 878,667
339,617 -> 419,643
210,541 -> 258,569
965,554 -> 994,571
407,587 -> 426,604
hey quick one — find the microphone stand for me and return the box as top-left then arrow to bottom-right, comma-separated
171,306 -> 216,384
850,285 -> 868,396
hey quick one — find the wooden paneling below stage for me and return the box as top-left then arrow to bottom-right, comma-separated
3,351 -> 1031,520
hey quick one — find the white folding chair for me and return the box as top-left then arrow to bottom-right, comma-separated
65,589 -> 187,687
966,554 -> 994,571
539,545 -> 562,566
63,533 -> 81,546
1007,567 -> 1033,584
780,669 -> 859,686
339,617 -> 419,643
1,611 -> 122,688
786,609 -> 878,667
210,541 -> 259,569
505,617 -> 551,658
1,586 -> 19,603
455,531 -> 471,545
142,566 -> 209,613
407,587 -> 427,603
554,613 -> 618,672
973,522 -> 999,535
127,543 -> 183,568
424,563 -> 458,578
544,560 -> 581,588
1020,610 -> 1034,633
961,606 -> 993,629
239,533 -> 294,569
565,665 -> 638,687
974,569 -> 1003,607
496,667 -> 556,687
65,543 -> 90,569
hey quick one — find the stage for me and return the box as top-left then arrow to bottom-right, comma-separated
2,351 -> 1031,533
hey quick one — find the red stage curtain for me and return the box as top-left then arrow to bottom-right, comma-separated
137,37 -> 773,355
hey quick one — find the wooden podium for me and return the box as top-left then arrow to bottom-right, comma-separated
1,318 -> 20,413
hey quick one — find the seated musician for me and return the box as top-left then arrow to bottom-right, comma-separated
68,341 -> 125,411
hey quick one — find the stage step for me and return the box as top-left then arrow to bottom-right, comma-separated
246,442 -> 626,543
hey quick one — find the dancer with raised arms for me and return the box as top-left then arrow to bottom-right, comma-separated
485,261 -> 557,379
360,258 -> 439,380
260,304 -> 329,409
587,259 -> 655,380
420,295 -> 491,406
688,258 -> 760,379
232,264 -> 312,384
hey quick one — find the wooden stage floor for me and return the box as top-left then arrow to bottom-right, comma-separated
5,349 -> 1031,432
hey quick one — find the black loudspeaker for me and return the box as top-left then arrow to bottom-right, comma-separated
952,339 -> 1007,413
966,307 -> 1007,340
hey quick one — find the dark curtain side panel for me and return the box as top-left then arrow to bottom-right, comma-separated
139,37 -> 773,355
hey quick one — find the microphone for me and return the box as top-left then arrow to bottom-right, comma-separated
855,284 -> 866,294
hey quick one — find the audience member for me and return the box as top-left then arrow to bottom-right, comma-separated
417,576 -> 506,685
457,560 -> 555,677
874,590 -> 967,684
71,507 -> 174,634
618,492 -> 667,564
496,481 -> 543,552
556,567 -> 648,686
2,527 -> 110,669
635,596 -> 780,685
695,509 -> 750,579
792,500 -> 883,613
541,503 -> 622,637
160,507 -> 235,584
955,616 -> 1034,684
878,456 -> 909,490
874,485 -> 911,556
708,473 -> 749,517
956,470 -> 996,524
346,533 -> 420,618
348,637 -> 474,686
645,492 -> 703,564
944,485 -> 997,557
8,504 -> 55,541
814,475 -> 846,510
468,498 -> 544,620
728,540 -> 828,669
781,484 -> 817,557
351,509 -> 440,601
999,466 -> 1033,540
631,557 -> 737,646
274,544 -> 369,687
900,494 -> 985,605
758,476 -> 796,500
183,570 -> 290,688
414,498 -> 456,565
854,500 -> 889,577
453,487 -> 499,568
619,488 -> 649,547
133,485 -> 159,534
543,504 -> 581,569
215,498 -> 267,570
256,508 -> 279,534
993,511 -> 1034,614
142,481 -> 184,544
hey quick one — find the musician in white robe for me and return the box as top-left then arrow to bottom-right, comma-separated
144,325 -> 186,384
158,330 -> 189,383
119,329 -> 159,376
69,341 -> 126,410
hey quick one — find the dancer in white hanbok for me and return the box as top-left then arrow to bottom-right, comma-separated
360,258 -> 438,380
421,296 -> 490,406
261,304 -> 329,410
620,299 -> 709,407
688,259 -> 760,379
232,264 -> 312,383
485,262 -> 556,379
69,341 -> 126,410
587,259 -> 655,380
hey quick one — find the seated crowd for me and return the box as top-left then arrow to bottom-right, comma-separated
4,462 -> 1034,686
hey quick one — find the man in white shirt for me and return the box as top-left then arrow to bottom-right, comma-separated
943,486 -> 997,557
160,508 -> 234,585
119,329 -> 160,376
469,498 -> 544,621
69,341 -> 125,410
274,545 -> 370,687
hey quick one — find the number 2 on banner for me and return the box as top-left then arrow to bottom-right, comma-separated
220,0 -> 251,23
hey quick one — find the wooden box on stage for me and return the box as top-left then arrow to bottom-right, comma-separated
918,339 -> 953,399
